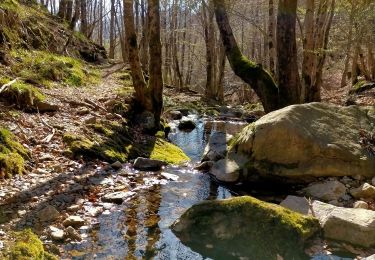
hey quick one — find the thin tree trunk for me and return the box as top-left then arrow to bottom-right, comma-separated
70,0 -> 80,30
268,0 -> 276,76
80,0 -> 88,36
277,0 -> 301,105
213,0 -> 280,112
109,0 -> 116,59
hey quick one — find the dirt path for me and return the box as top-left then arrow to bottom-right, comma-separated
0,63 -> 132,254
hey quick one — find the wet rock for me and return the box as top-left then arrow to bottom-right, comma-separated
353,201 -> 369,209
303,180 -> 347,201
210,159 -> 241,183
167,110 -> 183,120
111,161 -> 123,170
172,196 -> 319,260
49,226 -> 64,241
65,226 -> 82,241
280,196 -> 375,248
161,172 -> 179,181
226,103 -> 375,182
67,205 -> 81,213
350,183 -> 375,199
63,216 -> 85,228
102,191 -> 135,204
194,161 -> 214,172
37,205 -> 60,222
178,120 -> 196,132
133,157 -> 167,171
202,132 -> 232,162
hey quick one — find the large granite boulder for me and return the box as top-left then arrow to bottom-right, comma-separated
172,196 -> 319,259
281,196 -> 375,248
219,103 -> 375,183
202,132 -> 233,162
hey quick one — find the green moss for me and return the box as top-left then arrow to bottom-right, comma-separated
8,229 -> 57,260
10,50 -> 98,87
0,128 -> 29,177
172,196 -> 319,260
149,138 -> 189,164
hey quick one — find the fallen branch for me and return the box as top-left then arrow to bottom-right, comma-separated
0,78 -> 18,94
84,98 -> 107,112
102,63 -> 128,78
41,128 -> 56,143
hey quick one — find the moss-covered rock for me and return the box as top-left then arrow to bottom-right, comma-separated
148,138 -> 189,164
172,196 -> 320,260
8,229 -> 57,260
0,127 -> 29,177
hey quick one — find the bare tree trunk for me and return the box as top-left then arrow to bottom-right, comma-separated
124,0 -> 149,109
70,0 -> 80,30
140,0 -> 149,73
340,0 -> 354,87
109,0 -> 116,59
268,0 -> 276,76
66,0 -> 73,21
98,0 -> 103,46
213,0 -> 280,112
58,0 -> 68,19
277,0 -> 301,105
80,0 -> 88,36
148,0 -> 163,127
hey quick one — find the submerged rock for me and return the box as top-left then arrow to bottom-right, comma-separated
281,196 -> 375,248
133,157 -> 168,171
172,196 -> 319,259
303,180 -> 347,201
226,103 -> 375,183
178,120 -> 196,132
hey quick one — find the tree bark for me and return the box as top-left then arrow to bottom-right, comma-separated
277,0 -> 301,106
80,0 -> 88,36
70,0 -> 80,30
109,0 -> 116,59
213,0 -> 281,112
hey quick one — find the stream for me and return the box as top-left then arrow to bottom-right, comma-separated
62,115 -> 353,260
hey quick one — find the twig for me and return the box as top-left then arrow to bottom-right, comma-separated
0,78 -> 18,94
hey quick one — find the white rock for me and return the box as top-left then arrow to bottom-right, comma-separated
63,216 -> 85,228
49,226 -> 64,241
280,195 -> 375,247
350,183 -> 375,199
303,180 -> 347,201
353,201 -> 369,209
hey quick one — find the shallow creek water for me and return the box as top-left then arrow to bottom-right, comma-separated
64,116 -> 235,259
63,115 -> 355,260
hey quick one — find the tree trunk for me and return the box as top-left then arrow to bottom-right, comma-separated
268,0 -> 276,76
70,0 -> 80,30
66,0 -> 73,21
277,0 -> 301,106
148,0 -> 163,128
213,0 -> 280,112
80,0 -> 88,36
124,0 -> 149,109
340,0 -> 354,87
109,0 -> 116,59
58,0 -> 68,19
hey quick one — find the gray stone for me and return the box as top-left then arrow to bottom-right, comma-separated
36,101 -> 59,112
167,110 -> 183,120
49,226 -> 64,241
350,183 -> 375,199
65,226 -> 82,241
303,180 -> 347,201
111,161 -> 123,170
133,157 -> 167,171
227,103 -> 375,181
280,195 -> 375,247
353,201 -> 369,209
102,191 -> 135,204
63,216 -> 85,228
202,132 -> 233,162
194,161 -> 214,172
210,158 -> 241,183
38,205 -> 60,222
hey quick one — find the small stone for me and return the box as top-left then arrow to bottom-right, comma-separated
84,116 -> 97,124
38,205 -> 60,222
194,161 -> 214,172
65,226 -> 82,241
167,110 -> 183,120
350,183 -> 375,199
67,205 -> 81,213
111,161 -> 123,170
63,216 -> 85,228
17,210 -> 27,217
178,120 -> 196,132
102,191 -> 135,204
49,226 -> 64,241
353,201 -> 369,209
133,157 -> 167,171
303,180 -> 347,201
31,196 -> 38,202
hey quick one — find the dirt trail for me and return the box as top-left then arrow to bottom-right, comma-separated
0,63 -> 131,251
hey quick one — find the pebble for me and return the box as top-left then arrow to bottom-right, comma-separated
63,216 -> 85,228
49,226 -> 64,241
65,226 -> 82,241
353,201 -> 369,209
111,161 -> 123,170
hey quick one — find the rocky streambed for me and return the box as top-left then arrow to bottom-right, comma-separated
1,103 -> 375,259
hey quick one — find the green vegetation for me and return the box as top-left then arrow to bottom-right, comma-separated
8,229 -> 57,260
9,50 -> 99,87
63,120 -> 189,165
172,196 -> 320,260
0,127 -> 29,177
